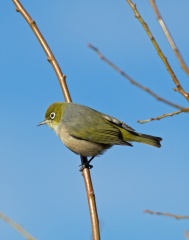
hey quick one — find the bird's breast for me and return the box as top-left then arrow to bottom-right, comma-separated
55,124 -> 111,157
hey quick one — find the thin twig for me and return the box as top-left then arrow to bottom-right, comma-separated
127,0 -> 189,102
12,1 -> 100,239
89,43 -> 183,110
144,209 -> 189,220
150,0 -> 189,76
138,106 -> 189,123
0,212 -> 36,240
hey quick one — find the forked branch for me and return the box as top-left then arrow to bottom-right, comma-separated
127,0 -> 189,102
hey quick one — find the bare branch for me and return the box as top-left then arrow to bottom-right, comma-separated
144,209 -> 189,220
138,106 -> 189,123
0,212 -> 36,240
12,1 -> 100,239
150,0 -> 189,76
127,0 -> 189,102
12,0 -> 72,102
88,43 -> 183,110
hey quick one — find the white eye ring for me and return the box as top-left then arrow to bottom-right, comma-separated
50,112 -> 56,120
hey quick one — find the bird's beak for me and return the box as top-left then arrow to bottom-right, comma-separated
37,119 -> 50,127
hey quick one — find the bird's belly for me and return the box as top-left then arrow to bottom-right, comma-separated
57,126 -> 111,157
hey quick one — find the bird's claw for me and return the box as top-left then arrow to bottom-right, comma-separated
79,162 -> 93,171
79,156 -> 95,171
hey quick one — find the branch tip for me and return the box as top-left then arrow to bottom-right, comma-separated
144,209 -> 189,220
138,107 -> 189,123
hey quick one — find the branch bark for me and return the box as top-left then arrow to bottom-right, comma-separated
149,0 -> 189,76
12,1 -> 100,239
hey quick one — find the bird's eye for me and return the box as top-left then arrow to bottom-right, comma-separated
50,112 -> 56,119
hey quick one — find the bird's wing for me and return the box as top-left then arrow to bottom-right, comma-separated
63,104 -> 133,146
68,117 -> 132,146
102,114 -> 135,132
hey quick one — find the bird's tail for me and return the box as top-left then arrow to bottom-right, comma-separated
122,129 -> 162,147
132,132 -> 162,148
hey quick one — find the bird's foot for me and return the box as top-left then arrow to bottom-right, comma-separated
79,163 -> 93,171
79,156 -> 95,171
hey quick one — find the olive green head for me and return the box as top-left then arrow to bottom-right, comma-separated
38,102 -> 67,129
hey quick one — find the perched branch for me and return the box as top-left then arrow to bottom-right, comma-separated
0,212 -> 36,240
127,0 -> 189,102
12,1 -> 100,239
138,106 -> 189,123
150,0 -> 189,76
81,156 -> 100,240
89,43 -> 183,110
144,209 -> 189,220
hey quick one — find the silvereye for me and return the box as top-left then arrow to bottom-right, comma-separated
38,102 -> 162,161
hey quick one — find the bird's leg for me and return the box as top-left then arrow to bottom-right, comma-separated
79,156 -> 95,171
87,156 -> 95,165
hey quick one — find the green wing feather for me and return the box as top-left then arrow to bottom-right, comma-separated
67,114 -> 132,146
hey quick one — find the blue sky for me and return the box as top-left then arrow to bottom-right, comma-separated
1,1 -> 189,239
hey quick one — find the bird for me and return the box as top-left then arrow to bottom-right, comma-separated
38,102 -> 162,167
